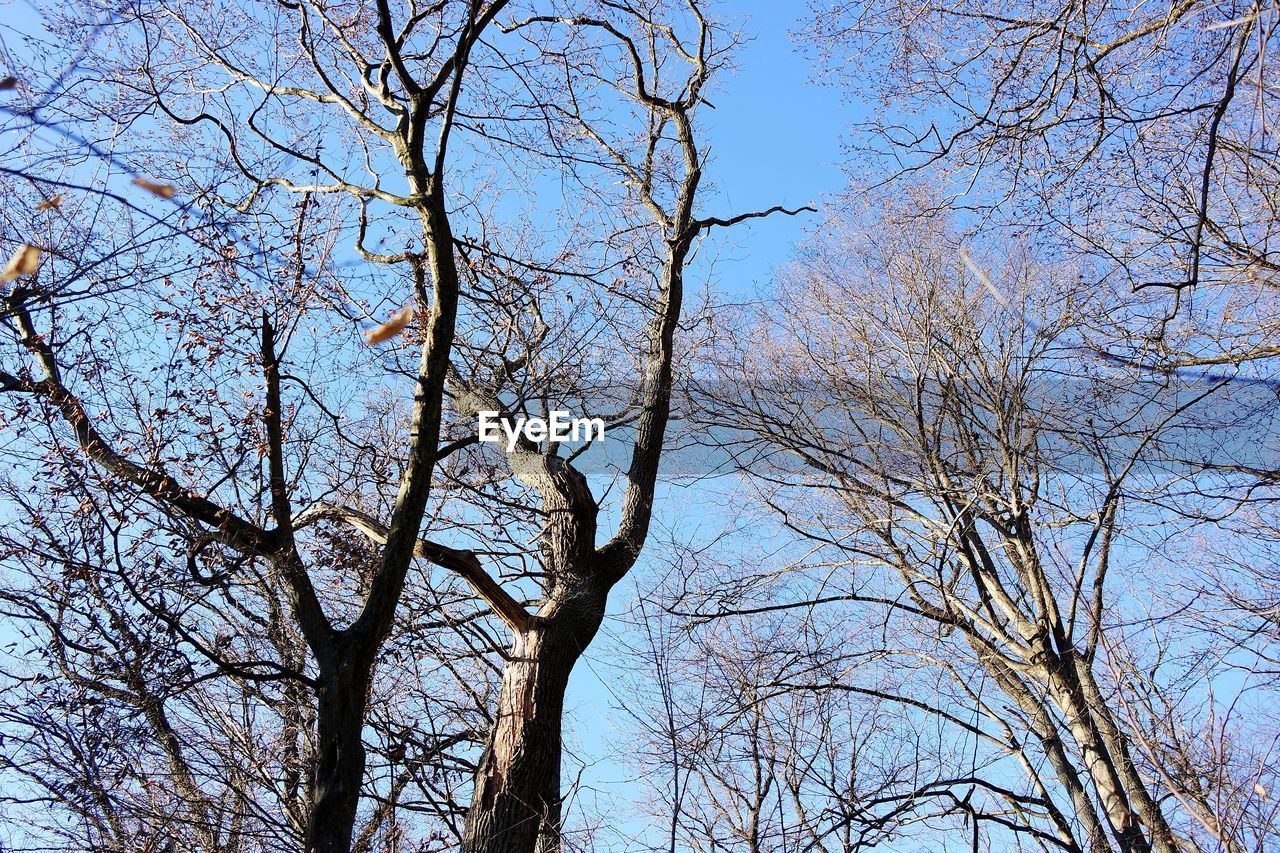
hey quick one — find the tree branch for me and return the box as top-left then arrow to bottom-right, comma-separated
294,503 -> 532,634
1,295 -> 276,559
691,203 -> 816,235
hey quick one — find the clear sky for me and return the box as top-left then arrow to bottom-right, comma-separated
687,1 -> 851,298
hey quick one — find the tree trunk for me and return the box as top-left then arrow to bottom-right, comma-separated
1046,658 -> 1153,853
1070,656 -> 1180,853
986,656 -> 1111,853
305,654 -> 372,853
463,588 -> 604,853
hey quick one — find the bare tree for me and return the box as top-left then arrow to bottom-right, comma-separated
617,584 -> 1067,852
0,1 -> 808,851
806,0 -> 1280,296
687,205 -> 1280,853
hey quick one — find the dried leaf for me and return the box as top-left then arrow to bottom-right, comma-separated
133,177 -> 177,199
1256,783 -> 1269,800
363,305 -> 414,345
36,195 -> 63,211
0,77 -> 16,91
1,244 -> 41,283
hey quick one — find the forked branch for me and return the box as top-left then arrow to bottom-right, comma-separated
294,502 -> 532,633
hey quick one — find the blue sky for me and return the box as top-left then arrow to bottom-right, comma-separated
1,0 -> 849,297
555,4 -> 861,845
689,0 -> 851,298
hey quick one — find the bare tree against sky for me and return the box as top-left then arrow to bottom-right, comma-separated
684,205 -> 1280,853
805,0 -> 1280,350
0,1 -> 806,851
4,2 -> 1278,852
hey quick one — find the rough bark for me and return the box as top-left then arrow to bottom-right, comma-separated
307,650 -> 374,853
461,583 -> 608,853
